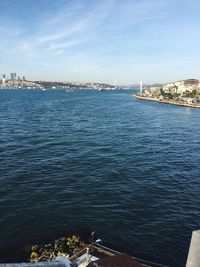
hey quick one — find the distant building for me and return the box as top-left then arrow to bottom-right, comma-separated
2,74 -> 6,86
177,79 -> 199,93
162,79 -> 200,94
162,82 -> 178,93
10,73 -> 16,81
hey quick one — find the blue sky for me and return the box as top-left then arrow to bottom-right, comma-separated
0,0 -> 200,84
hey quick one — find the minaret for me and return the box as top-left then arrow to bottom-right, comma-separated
140,81 -> 143,94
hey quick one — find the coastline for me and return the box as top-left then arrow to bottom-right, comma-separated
133,94 -> 200,109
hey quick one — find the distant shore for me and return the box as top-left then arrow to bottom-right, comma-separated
133,94 -> 200,109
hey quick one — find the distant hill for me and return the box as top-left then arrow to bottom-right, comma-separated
184,79 -> 199,85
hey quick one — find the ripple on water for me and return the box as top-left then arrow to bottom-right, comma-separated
0,90 -> 200,266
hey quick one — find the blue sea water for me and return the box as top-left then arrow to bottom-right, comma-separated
0,89 -> 200,266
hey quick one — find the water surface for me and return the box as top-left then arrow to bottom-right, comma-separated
0,89 -> 200,266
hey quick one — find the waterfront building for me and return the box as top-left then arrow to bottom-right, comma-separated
10,72 -> 17,81
162,82 -> 178,94
177,79 -> 199,94
162,79 -> 200,95
2,74 -> 6,87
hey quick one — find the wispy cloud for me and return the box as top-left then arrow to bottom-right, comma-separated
14,0 -> 115,56
48,38 -> 90,51
1,0 -> 200,83
0,0 -> 168,57
54,49 -> 64,55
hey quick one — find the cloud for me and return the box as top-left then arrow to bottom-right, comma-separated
1,0 -> 167,57
54,49 -> 64,55
15,0 -> 115,56
48,38 -> 89,51
35,18 -> 91,45
1,0 -> 200,83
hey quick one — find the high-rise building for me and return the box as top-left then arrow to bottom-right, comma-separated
22,76 -> 26,81
2,74 -> 6,86
10,73 -> 17,81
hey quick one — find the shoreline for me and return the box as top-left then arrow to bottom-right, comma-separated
133,94 -> 200,109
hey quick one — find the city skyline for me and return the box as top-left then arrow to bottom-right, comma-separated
0,0 -> 200,84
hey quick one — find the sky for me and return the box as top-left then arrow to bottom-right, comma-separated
0,0 -> 200,84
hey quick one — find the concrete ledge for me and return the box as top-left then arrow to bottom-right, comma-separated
133,94 -> 200,109
186,230 -> 200,267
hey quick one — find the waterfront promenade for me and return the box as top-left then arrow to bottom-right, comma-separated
133,94 -> 200,109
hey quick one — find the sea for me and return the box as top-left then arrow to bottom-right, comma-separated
0,89 -> 200,267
